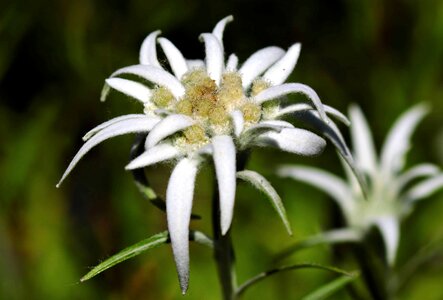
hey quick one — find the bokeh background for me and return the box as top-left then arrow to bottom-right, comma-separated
1,0 -> 443,299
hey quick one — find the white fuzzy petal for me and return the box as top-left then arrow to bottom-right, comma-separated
349,105 -> 378,175
397,163 -> 440,189
276,103 -> 350,125
166,158 -> 200,294
263,43 -> 301,85
259,120 -> 294,128
196,144 -> 213,156
105,78 -> 152,103
57,116 -> 160,187
125,143 -> 181,170
295,110 -> 369,196
199,33 -> 223,85
139,30 -> 162,68
212,15 -> 234,44
275,103 -> 312,116
186,59 -> 205,69
212,135 -> 237,235
111,64 -> 185,99
239,46 -> 285,89
278,165 -> 354,217
145,114 -> 195,148
380,104 -> 428,175
258,128 -> 326,156
158,37 -> 189,80
226,54 -> 239,71
230,110 -> 244,137
244,122 -> 288,134
82,114 -> 148,141
254,83 -> 327,121
402,174 -> 443,203
373,216 -> 399,266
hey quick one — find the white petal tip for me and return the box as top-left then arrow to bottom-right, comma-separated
221,223 -> 231,236
179,279 -> 189,294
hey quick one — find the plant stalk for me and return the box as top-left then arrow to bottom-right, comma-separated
352,243 -> 387,300
212,151 -> 250,300
212,191 -> 237,300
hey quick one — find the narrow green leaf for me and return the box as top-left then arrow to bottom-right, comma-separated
274,228 -> 361,262
301,275 -> 357,300
237,170 -> 292,235
80,231 -> 169,282
396,240 -> 443,291
236,262 -> 355,297
100,82 -> 111,102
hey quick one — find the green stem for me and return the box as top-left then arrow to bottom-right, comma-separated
212,151 -> 250,300
212,193 -> 237,300
352,243 -> 387,300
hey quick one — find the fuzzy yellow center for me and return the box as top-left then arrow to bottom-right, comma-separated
150,68 -> 267,147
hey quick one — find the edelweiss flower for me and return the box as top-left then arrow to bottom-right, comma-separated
279,104 -> 443,265
57,16 -> 348,292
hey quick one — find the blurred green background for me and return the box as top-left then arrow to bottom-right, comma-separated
1,0 -> 443,299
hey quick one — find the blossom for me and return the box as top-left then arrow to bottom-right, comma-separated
57,16 -> 347,292
279,104 -> 443,265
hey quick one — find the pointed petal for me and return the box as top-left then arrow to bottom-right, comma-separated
186,59 -> 205,69
105,78 -> 152,103
402,174 -> 443,203
239,46 -> 285,89
158,37 -> 189,80
397,163 -> 440,189
212,135 -> 237,234
257,128 -> 326,156
245,122 -> 292,134
145,114 -> 195,148
139,30 -> 162,67
239,122 -> 288,149
349,105 -> 377,175
254,83 -> 327,121
275,103 -> 312,117
111,64 -> 185,99
373,216 -> 399,266
166,158 -> 200,293
230,110 -> 244,137
293,110 -> 369,197
278,165 -> 354,217
57,116 -> 160,187
212,15 -> 234,44
276,103 -> 350,125
259,120 -> 294,128
263,43 -> 301,85
380,104 -> 428,175
126,143 -> 181,170
237,170 -> 292,235
240,121 -> 288,143
226,54 -> 239,71
83,114 -> 148,141
199,33 -> 223,85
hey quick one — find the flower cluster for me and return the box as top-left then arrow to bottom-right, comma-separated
279,104 -> 443,265
57,16 -> 348,292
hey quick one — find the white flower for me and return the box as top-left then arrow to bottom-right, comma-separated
279,104 -> 443,265
57,16 -> 347,292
